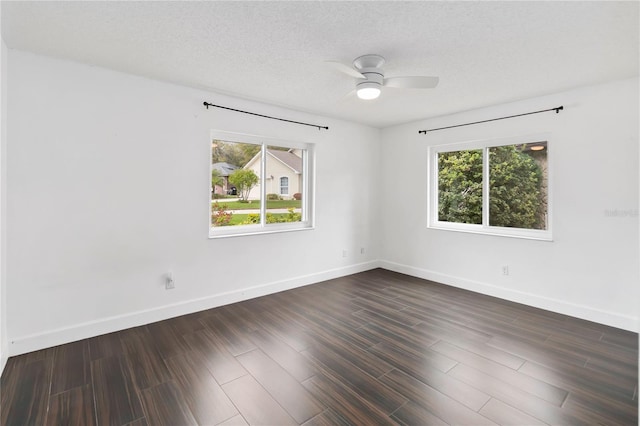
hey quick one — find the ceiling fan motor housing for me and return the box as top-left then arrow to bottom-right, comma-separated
357,71 -> 383,88
354,54 -> 385,90
353,54 -> 386,70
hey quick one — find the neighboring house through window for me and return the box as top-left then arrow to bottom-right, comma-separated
211,161 -> 239,196
244,148 -> 302,200
210,130 -> 314,237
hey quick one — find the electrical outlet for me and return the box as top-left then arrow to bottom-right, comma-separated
360,247 -> 365,255
166,272 -> 175,289
502,265 -> 509,276
342,249 -> 347,258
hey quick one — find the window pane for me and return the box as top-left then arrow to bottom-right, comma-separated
280,177 -> 289,195
489,142 -> 547,229
265,146 -> 303,224
438,149 -> 483,224
211,140 -> 261,227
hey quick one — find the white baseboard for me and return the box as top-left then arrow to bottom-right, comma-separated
8,260 -> 381,356
0,352 -> 6,377
8,258 -> 636,358
380,260 -> 639,333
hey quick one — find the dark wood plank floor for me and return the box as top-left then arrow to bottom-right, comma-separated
1,269 -> 638,425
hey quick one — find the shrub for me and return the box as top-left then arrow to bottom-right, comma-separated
286,207 -> 301,222
267,213 -> 278,224
243,213 -> 278,224
267,193 -> 281,201
241,208 -> 301,225
211,202 -> 232,226
243,213 -> 260,224
293,193 -> 302,200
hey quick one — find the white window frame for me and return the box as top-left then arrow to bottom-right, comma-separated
279,176 -> 289,195
428,133 -> 552,241
209,130 -> 315,238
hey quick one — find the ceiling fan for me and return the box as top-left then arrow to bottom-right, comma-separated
327,54 -> 439,100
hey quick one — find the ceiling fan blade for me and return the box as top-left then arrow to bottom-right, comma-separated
384,76 -> 439,89
325,61 -> 366,79
338,89 -> 357,104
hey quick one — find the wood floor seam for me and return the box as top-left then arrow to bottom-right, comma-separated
1,268 -> 637,426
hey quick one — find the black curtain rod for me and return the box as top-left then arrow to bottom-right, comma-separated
203,102 -> 329,131
418,106 -> 563,134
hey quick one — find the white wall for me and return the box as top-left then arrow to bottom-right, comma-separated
380,77 -> 639,331
5,50 -> 381,355
3,47 -> 637,363
0,22 -> 7,372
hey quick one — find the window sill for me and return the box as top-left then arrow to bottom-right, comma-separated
209,223 -> 314,239
428,222 -> 552,241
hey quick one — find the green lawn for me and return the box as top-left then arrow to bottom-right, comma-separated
212,199 -> 301,210
228,214 -> 250,225
221,213 -> 299,226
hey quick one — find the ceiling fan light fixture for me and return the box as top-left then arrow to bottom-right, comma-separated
356,81 -> 381,100
330,53 -> 438,101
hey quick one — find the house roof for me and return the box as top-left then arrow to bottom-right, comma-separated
243,149 -> 302,174
211,162 -> 239,177
268,150 -> 302,174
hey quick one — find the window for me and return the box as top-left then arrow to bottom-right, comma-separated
280,177 -> 289,195
429,135 -> 551,240
210,131 -> 314,238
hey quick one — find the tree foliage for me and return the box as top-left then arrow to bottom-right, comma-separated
438,149 -> 483,224
489,146 -> 544,229
438,145 -> 545,229
211,169 -> 223,190
229,169 -> 259,201
211,140 -> 261,168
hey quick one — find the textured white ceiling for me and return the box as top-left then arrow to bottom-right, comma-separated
2,1 -> 638,128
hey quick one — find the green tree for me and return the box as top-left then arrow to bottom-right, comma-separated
438,149 -> 483,224
438,146 -> 544,229
229,169 -> 259,201
212,140 -> 261,167
489,145 -> 544,229
211,169 -> 223,190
